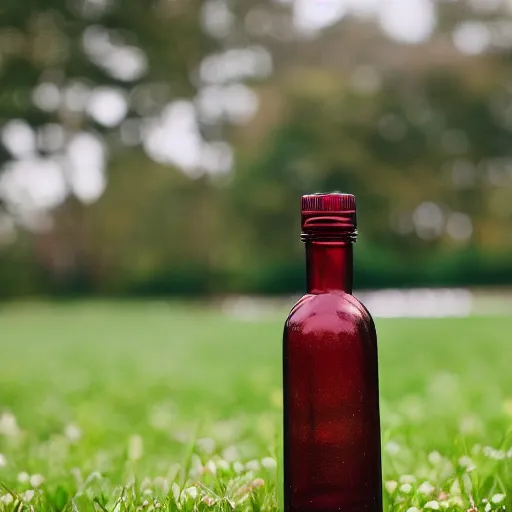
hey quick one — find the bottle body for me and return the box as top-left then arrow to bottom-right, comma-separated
283,290 -> 382,512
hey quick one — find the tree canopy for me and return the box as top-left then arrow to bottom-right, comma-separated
0,0 -> 511,297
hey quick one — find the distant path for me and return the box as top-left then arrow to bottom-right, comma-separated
220,288 -> 512,319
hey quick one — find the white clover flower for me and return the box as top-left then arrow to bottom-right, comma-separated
483,446 -> 493,456
217,459 -> 230,471
400,474 -> 416,484
189,454 -> 203,477
202,496 -> 216,506
459,415 -> 482,434
184,486 -> 198,499
0,494 -> 13,504
149,404 -> 174,431
141,477 -> 152,490
128,434 -> 143,461
21,490 -> 35,502
471,444 -> 482,455
251,478 -> 265,488
245,459 -> 260,471
0,454 -> 6,468
197,437 -> 216,454
30,474 -> 45,488
64,424 -> 82,442
70,467 -> 83,486
458,455 -> 472,466
171,482 -> 180,501
449,496 -> 463,506
399,483 -> 412,494
458,455 -> 476,471
428,451 -> 443,464
142,499 -> 149,507
406,508 -> 419,512
424,500 -> 440,510
492,494 -> 505,504
222,445 -> 239,462
450,480 -> 461,496
385,441 -> 400,455
418,481 -> 435,495
233,462 -> 244,474
261,457 -> 277,469
18,471 -> 30,483
153,477 -> 169,494
385,481 -> 398,493
205,460 -> 217,475
462,473 -> 473,493
173,431 -> 189,443
0,412 -> 20,437
483,446 -> 506,460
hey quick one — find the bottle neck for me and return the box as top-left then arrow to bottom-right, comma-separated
306,241 -> 353,294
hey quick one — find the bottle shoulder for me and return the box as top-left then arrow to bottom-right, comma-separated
285,292 -> 376,335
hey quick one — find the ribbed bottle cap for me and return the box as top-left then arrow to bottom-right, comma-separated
301,193 -> 357,242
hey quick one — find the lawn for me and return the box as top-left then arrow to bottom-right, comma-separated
0,301 -> 511,511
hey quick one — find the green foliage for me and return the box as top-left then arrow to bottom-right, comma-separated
0,2 -> 512,296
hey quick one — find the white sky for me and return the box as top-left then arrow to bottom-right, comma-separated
293,0 -> 438,43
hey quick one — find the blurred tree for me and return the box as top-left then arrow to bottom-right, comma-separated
0,0 -> 217,293
1,0 -> 512,296
227,0 -> 512,291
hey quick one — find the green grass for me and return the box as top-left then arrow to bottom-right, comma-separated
0,302 -> 511,511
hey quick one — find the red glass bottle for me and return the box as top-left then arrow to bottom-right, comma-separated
283,193 -> 382,512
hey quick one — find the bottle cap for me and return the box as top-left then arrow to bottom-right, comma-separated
301,193 -> 357,242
